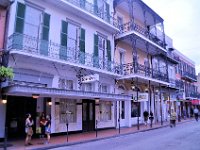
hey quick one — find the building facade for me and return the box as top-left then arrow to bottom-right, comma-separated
0,0 -> 198,139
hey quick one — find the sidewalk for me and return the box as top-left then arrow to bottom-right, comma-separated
3,119 -> 193,150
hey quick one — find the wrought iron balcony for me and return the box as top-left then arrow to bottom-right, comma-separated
64,0 -> 117,27
167,52 -> 179,64
117,21 -> 165,48
182,71 -> 197,82
175,80 -> 184,90
186,92 -> 199,99
117,62 -> 168,82
7,33 -> 119,74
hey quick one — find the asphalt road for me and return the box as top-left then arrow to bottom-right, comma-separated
50,121 -> 200,150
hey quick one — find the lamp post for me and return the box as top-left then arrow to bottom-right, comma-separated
66,110 -> 72,142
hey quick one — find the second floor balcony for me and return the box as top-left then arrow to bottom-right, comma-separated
116,62 -> 168,83
7,33 -> 120,76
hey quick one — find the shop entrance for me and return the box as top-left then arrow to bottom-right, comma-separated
82,100 -> 95,132
6,96 -> 37,139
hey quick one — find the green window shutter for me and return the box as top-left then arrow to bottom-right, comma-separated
14,2 -> 26,50
79,28 -> 85,64
15,2 -> 25,33
93,0 -> 98,15
60,20 -> 68,60
93,34 -> 99,68
106,39 -> 111,71
40,13 -> 50,56
105,3 -> 110,23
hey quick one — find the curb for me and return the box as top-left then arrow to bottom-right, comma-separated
28,119 -> 193,150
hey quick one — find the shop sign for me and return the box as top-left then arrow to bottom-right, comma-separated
133,93 -> 148,102
81,74 -> 99,83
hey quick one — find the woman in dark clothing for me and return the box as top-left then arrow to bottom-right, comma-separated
39,113 -> 46,140
45,115 -> 51,144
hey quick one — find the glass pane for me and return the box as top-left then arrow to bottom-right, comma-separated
83,103 -> 87,121
89,103 -> 93,121
24,6 -> 41,37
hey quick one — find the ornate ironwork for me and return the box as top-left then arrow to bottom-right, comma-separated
65,0 -> 118,27
117,21 -> 165,48
7,33 -> 120,74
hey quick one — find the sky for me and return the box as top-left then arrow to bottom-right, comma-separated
142,0 -> 200,74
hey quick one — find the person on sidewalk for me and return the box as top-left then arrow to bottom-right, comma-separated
170,110 -> 176,128
39,112 -> 46,143
25,113 -> 34,146
143,110 -> 149,126
194,107 -> 199,122
149,111 -> 154,128
45,115 -> 51,144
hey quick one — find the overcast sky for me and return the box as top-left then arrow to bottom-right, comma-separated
142,0 -> 200,74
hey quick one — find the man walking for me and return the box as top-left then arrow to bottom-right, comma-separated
194,107 -> 199,122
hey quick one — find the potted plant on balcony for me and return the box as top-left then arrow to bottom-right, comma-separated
0,66 -> 14,82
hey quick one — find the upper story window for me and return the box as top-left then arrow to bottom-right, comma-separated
58,78 -> 74,90
81,83 -> 93,91
96,0 -> 110,22
93,33 -> 111,70
101,84 -> 109,93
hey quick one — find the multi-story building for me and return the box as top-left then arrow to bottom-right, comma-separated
0,0 -> 11,140
1,0 -> 197,139
174,49 -> 197,118
1,0 -> 133,138
113,0 -> 173,127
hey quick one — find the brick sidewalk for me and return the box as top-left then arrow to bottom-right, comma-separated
3,119 -> 193,150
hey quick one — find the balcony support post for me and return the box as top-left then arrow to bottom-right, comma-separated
159,83 -> 163,125
130,36 -> 137,73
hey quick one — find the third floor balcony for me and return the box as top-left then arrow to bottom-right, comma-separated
116,21 -> 166,51
181,71 -> 197,82
46,0 -> 118,33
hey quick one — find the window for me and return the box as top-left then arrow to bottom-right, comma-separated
60,99 -> 76,123
99,101 -> 112,121
131,101 -> 140,117
101,84 -> 108,93
58,79 -> 73,90
81,83 -> 93,91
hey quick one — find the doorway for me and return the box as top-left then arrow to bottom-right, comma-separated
6,96 -> 37,139
82,100 -> 95,132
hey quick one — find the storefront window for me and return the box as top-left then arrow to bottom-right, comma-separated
99,101 -> 112,121
131,101 -> 140,117
60,99 -> 76,123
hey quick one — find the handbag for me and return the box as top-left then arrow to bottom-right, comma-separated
36,127 -> 41,134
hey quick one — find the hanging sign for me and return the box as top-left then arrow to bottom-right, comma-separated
133,93 -> 148,102
81,74 -> 99,83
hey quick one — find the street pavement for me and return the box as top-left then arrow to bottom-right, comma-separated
50,121 -> 200,150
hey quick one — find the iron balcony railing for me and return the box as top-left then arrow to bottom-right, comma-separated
182,71 -> 197,81
175,80 -> 184,89
7,33 -> 120,74
116,62 -> 168,82
186,92 -> 199,99
118,21 -> 165,48
167,52 -> 179,63
65,0 -> 118,27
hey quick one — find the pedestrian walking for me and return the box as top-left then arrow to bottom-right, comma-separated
170,110 -> 176,128
25,113 -> 34,146
45,115 -> 51,144
149,111 -> 154,128
194,107 -> 199,122
143,110 -> 149,126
